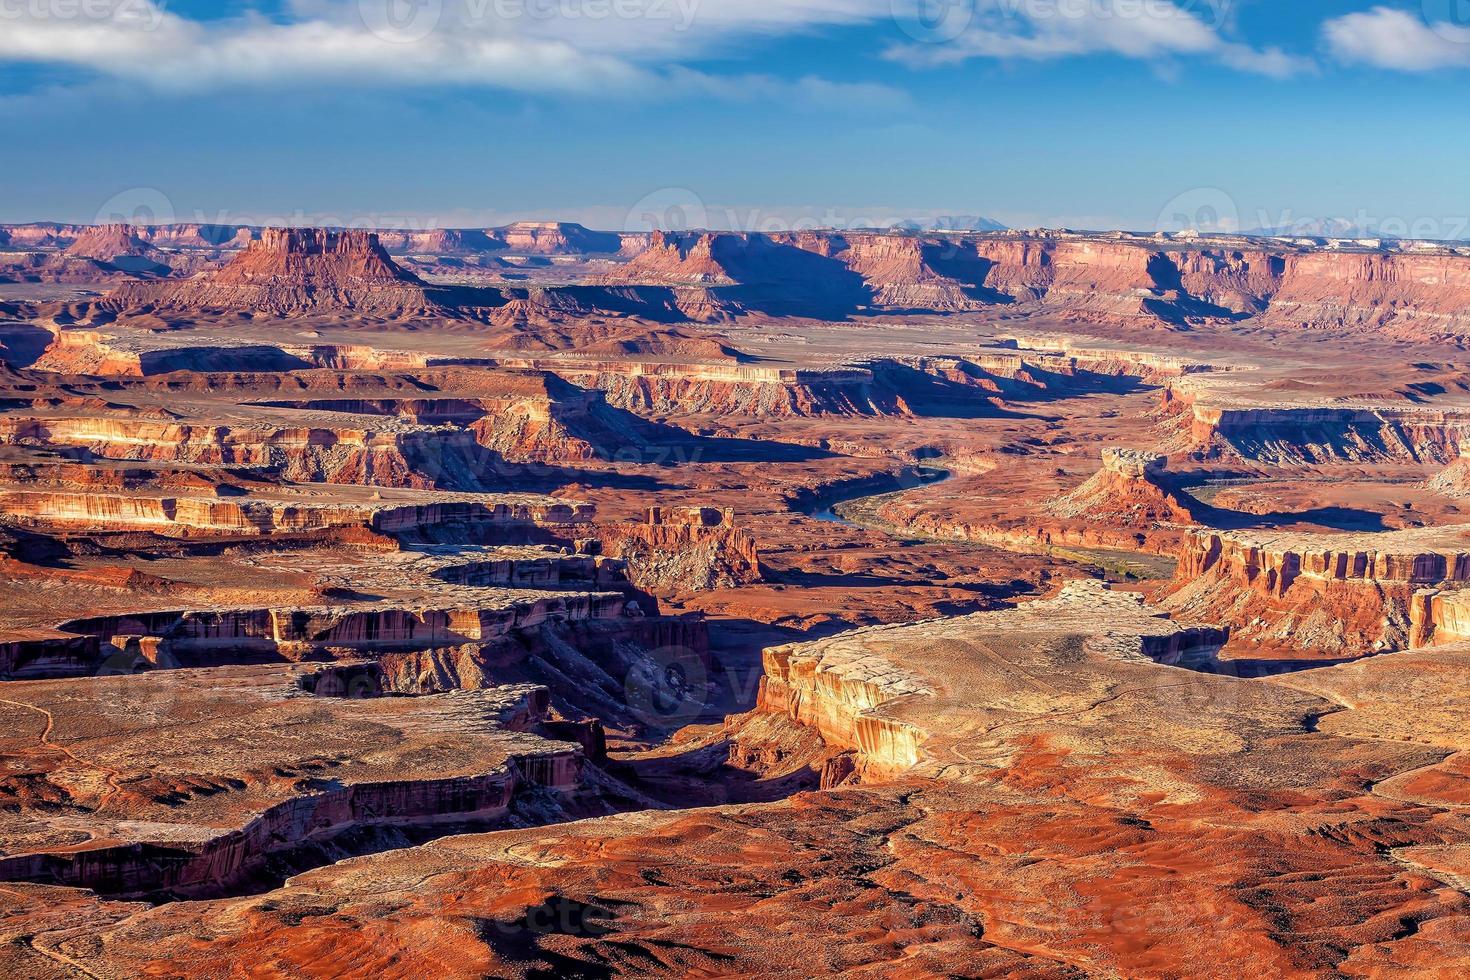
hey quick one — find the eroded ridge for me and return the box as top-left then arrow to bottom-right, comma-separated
10,216 -> 1470,976
1165,525 -> 1470,654
0,665 -> 590,898
755,581 -> 1229,780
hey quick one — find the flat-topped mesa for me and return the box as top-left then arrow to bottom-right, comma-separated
0,415 -> 539,490
1162,379 -> 1470,464
583,506 -> 761,593
103,228 -> 455,318
497,221 -> 621,255
1163,525 -> 1470,654
51,591 -> 632,670
752,581 -> 1227,781
0,487 -> 592,537
63,223 -> 161,264
526,357 -> 889,418
211,228 -> 416,285
1048,447 -> 1201,527
0,666 -> 591,898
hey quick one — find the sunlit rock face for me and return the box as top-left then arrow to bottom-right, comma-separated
1164,525 -> 1470,654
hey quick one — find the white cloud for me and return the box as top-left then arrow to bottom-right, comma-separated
0,0 -> 898,98
1323,6 -> 1470,71
886,0 -> 1310,78
0,0 -> 1314,101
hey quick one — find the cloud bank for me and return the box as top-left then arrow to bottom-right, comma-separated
885,0 -> 1310,77
1323,6 -> 1470,71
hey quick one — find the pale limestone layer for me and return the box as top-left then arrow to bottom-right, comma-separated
0,487 -> 591,535
1410,588 -> 1470,648
1179,525 -> 1470,594
0,666 -> 585,898
758,582 -> 1227,780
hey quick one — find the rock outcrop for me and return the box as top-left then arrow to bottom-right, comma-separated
1163,525 -> 1470,654
1049,448 -> 1202,526
752,581 -> 1228,781
105,229 -> 456,318
1428,449 -> 1470,497
586,507 -> 761,593
1163,379 -> 1470,464
1409,587 -> 1470,648
0,666 -> 592,898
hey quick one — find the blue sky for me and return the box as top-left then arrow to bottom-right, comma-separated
1,0 -> 1468,234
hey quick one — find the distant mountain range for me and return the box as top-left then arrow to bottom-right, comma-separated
889,216 -> 1009,233
1244,218 -> 1396,240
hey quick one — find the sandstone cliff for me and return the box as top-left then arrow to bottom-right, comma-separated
1163,526 -> 1470,654
1048,448 -> 1202,526
104,229 -> 458,318
1162,381 -> 1470,464
585,507 -> 761,593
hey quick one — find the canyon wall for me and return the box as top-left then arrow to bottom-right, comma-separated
586,507 -> 761,593
0,487 -> 590,537
1163,384 -> 1470,464
104,229 -> 463,318
593,231 -> 1470,332
1164,527 -> 1470,654
51,222 -> 1470,331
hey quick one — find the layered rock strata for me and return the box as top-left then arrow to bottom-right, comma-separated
1409,588 -> 1470,648
1163,379 -> 1470,464
586,507 -> 762,592
1164,525 -> 1470,653
0,666 -> 589,898
755,581 -> 1227,780
105,229 -> 459,318
1049,448 -> 1202,526
0,415 -> 536,489
0,487 -> 590,536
